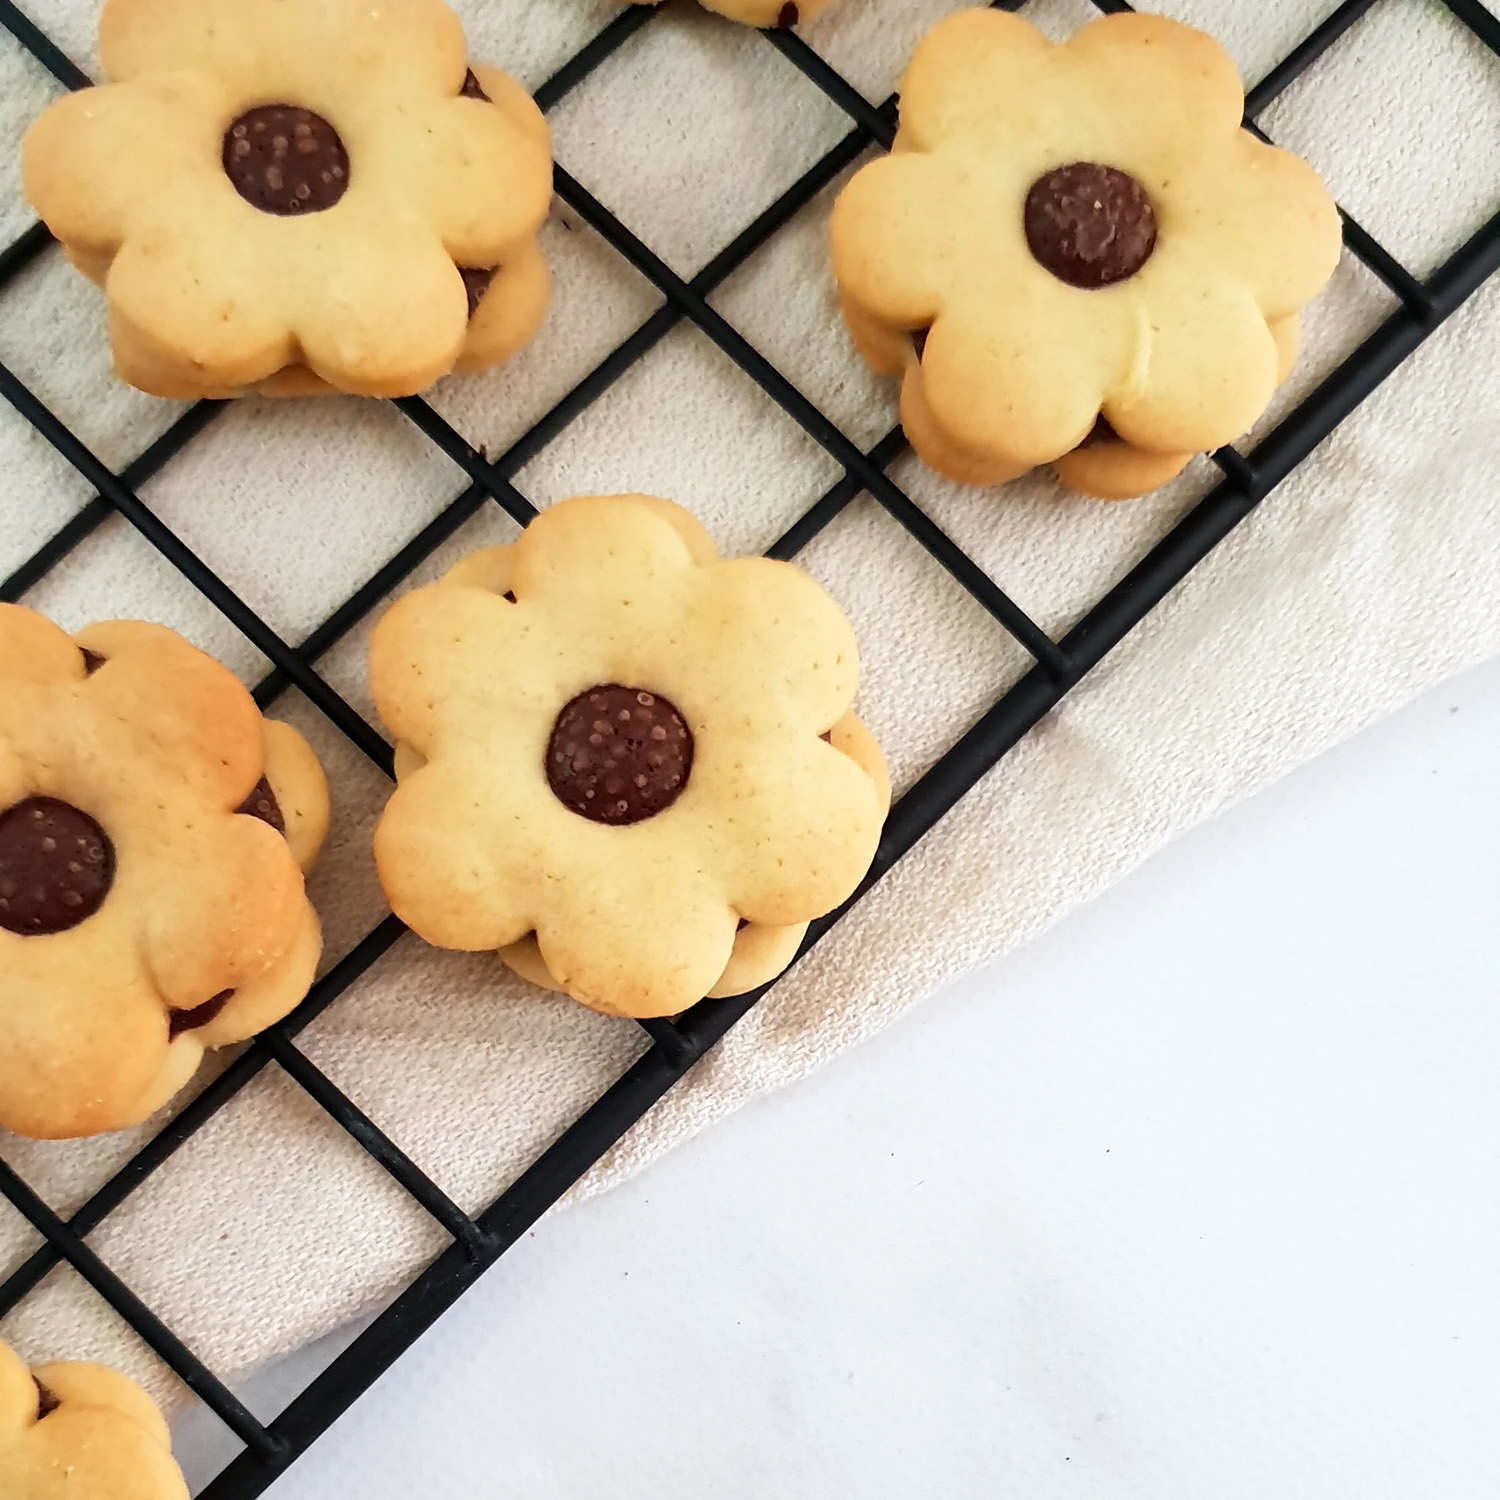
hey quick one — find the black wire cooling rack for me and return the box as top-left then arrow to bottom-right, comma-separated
1,0 -> 1497,1492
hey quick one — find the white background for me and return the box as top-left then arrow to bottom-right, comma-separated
173,651 -> 1500,1498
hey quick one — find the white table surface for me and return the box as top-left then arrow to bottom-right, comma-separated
172,652 -> 1500,1499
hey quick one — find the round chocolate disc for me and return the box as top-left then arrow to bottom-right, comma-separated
1024,163 -> 1156,289
546,685 -> 692,825
223,105 -> 349,216
0,797 -> 115,936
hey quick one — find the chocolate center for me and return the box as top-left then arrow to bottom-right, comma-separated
546,686 -> 692,825
224,105 -> 349,216
33,1378 -> 59,1419
79,647 -> 105,675
778,3 -> 799,25
1081,414 -> 1119,448
0,797 -> 114,936
169,990 -> 233,1039
460,68 -> 490,101
235,776 -> 285,837
458,266 -> 496,319
1024,163 -> 1156,289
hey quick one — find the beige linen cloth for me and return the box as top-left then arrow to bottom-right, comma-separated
0,0 -> 1497,1406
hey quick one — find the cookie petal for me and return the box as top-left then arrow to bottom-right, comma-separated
830,150 -> 963,329
696,734 -> 882,926
1068,12 -> 1244,144
374,760 -> 535,950
895,8 -> 1052,151
100,0 -> 466,98
78,621 -> 265,809
512,495 -> 699,634
534,854 -> 736,1018
919,287 -> 1128,468
1175,134 -> 1344,322
681,557 -> 859,734
370,583 -> 548,751
0,603 -> 86,684
286,212 -> 470,396
1110,244 -> 1280,452
356,95 -> 551,267
106,217 -> 296,389
137,813 -> 304,1007
22,73 -> 228,259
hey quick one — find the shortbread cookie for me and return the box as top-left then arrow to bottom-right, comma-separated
371,495 -> 888,1019
389,541 -> 891,1004
633,0 -> 833,27
0,1340 -> 187,1500
23,0 -> 552,399
830,9 -> 1341,495
0,607 -> 328,1139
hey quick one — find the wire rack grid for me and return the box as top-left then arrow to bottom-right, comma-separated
0,0 -> 1497,1492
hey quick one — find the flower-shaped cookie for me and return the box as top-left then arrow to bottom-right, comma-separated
633,0 -> 831,28
0,1339 -> 187,1500
0,607 -> 328,1139
22,0 -> 553,398
372,495 -> 887,1018
830,10 -> 1342,493
388,519 -> 891,1004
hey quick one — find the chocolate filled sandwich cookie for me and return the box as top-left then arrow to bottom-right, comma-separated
0,606 -> 327,1139
371,494 -> 888,1019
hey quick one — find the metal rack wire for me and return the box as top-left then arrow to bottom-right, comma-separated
0,0 -> 1496,1492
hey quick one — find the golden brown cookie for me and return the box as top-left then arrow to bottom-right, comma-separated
390,542 -> 891,1004
22,1 -> 552,399
0,607 -> 328,1139
830,9 -> 1341,496
0,1340 -> 188,1500
370,495 -> 888,1019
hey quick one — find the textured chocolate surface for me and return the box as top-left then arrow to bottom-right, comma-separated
546,686 -> 693,825
1024,163 -> 1156,288
0,797 -> 114,936
224,105 -> 349,215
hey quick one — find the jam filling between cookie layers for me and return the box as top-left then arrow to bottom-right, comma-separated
1024,163 -> 1157,290
546,686 -> 693,826
224,76 -> 500,315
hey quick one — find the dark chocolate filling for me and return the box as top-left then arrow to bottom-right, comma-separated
235,776 -> 285,837
169,990 -> 233,1039
0,797 -> 115,936
223,105 -> 349,216
460,68 -> 490,101
546,686 -> 692,826
1024,163 -> 1156,289
778,3 -> 799,25
33,1377 -> 59,1419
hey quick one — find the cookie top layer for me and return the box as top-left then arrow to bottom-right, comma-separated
371,494 -> 885,1018
0,606 -> 320,1138
830,9 -> 1341,468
